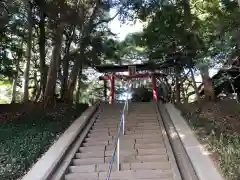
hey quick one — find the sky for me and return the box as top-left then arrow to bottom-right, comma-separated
108,9 -> 144,41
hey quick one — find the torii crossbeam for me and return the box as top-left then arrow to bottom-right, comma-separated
94,63 -> 170,104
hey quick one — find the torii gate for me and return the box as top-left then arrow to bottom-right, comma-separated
96,63 -> 169,104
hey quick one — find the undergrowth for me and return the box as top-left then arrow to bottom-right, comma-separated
0,104 -> 88,180
179,106 -> 240,180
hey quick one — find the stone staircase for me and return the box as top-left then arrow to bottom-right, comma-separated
64,102 -> 177,180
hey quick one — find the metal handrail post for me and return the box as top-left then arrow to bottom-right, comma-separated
117,139 -> 120,171
122,113 -> 125,135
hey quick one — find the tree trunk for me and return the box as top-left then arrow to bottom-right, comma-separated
23,1 -> 33,103
65,48 -> 84,103
37,10 -> 46,101
181,86 -> 187,103
189,67 -> 200,102
175,67 -> 181,104
199,65 -> 215,100
65,1 -> 101,103
182,0 -> 215,102
43,21 -> 64,107
175,78 -> 181,103
61,26 -> 76,100
31,69 -> 39,101
75,68 -> 82,104
11,54 -> 20,104
61,56 -> 69,100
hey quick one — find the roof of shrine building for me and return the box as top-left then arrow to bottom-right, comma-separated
198,57 -> 240,96
93,62 -> 175,73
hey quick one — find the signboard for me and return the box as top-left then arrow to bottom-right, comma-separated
128,66 -> 136,76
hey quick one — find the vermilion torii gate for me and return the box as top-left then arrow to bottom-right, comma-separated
96,63 -> 169,104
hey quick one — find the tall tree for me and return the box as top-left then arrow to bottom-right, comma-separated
23,1 -> 33,102
43,21 -> 64,106
182,0 -> 215,100
37,7 -> 47,101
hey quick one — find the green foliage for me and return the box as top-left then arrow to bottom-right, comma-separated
180,106 -> 240,180
0,104 -> 88,179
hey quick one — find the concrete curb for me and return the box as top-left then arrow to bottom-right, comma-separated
158,102 -> 198,180
155,103 -> 182,180
165,103 -> 224,180
22,103 -> 100,180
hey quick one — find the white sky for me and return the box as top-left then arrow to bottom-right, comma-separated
109,10 -> 144,41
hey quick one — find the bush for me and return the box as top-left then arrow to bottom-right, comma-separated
0,104 -> 88,180
179,107 -> 240,180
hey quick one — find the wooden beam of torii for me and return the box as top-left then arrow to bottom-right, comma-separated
99,72 -> 167,81
99,72 -> 167,104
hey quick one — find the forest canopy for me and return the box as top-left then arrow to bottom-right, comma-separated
1,0 -> 240,105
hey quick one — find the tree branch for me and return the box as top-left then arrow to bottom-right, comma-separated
93,10 -> 120,27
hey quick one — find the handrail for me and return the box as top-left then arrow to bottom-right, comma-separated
106,80 -> 131,180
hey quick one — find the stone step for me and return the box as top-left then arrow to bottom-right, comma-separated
134,128 -> 160,131
79,146 -> 105,153
83,140 -> 109,146
89,130 -> 132,135
110,132 -> 162,137
134,127 -> 160,130
69,165 -> 95,173
94,120 -> 159,124
91,128 -> 162,134
96,118 -> 116,122
88,132 -> 109,137
72,157 -> 104,165
65,172 -> 98,180
142,134 -> 162,139
107,145 -> 134,151
94,122 -> 118,125
85,136 -> 113,142
95,118 -> 120,122
69,161 -> 170,174
105,149 -> 137,157
138,148 -> 166,155
136,139 -> 163,144
135,122 -> 159,124
135,143 -> 165,149
90,129 -> 162,134
135,154 -> 168,162
127,118 -> 158,121
65,170 -> 173,180
93,122 -> 159,126
81,144 -> 114,151
89,128 -> 114,132
104,154 -> 169,164
98,169 -> 173,180
75,152 -> 104,159
130,162 -> 171,170
113,134 -> 142,139
86,134 -> 162,141
112,134 -> 162,140
68,163 -> 130,173
97,163 -> 130,172
106,142 -> 165,150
